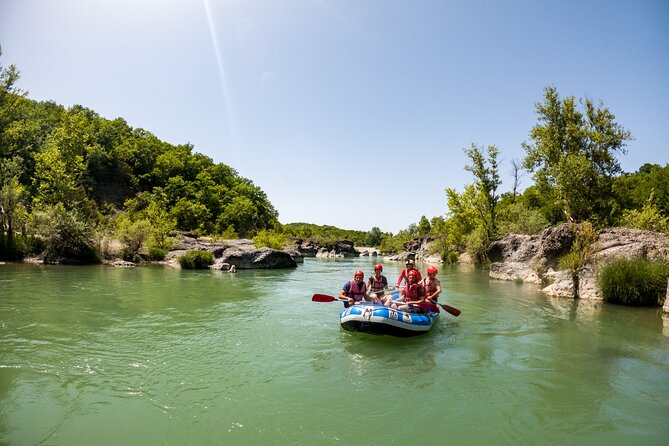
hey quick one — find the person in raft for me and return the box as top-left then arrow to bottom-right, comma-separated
367,264 -> 389,301
388,269 -> 426,311
423,266 -> 442,303
396,258 -> 423,288
338,270 -> 381,306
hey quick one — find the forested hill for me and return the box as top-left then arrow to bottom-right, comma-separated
0,93 -> 279,237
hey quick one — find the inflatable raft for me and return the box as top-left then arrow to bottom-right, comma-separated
339,303 -> 439,337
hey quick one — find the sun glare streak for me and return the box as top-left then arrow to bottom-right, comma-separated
203,0 -> 238,156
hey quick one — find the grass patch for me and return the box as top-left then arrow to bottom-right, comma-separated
179,250 -> 214,269
598,258 -> 669,306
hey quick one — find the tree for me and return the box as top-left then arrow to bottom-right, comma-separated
365,226 -> 383,247
32,112 -> 91,209
522,86 -> 632,224
0,156 -> 26,235
417,215 -> 431,235
444,184 -> 478,251
32,203 -> 99,263
614,163 -> 669,220
464,144 -> 501,242
0,46 -> 28,151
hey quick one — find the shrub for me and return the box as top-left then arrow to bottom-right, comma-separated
497,202 -> 550,235
253,229 -> 286,250
619,201 -> 669,233
115,217 -> 152,254
441,251 -> 459,264
148,247 -> 167,261
32,203 -> 100,263
559,221 -> 597,272
464,225 -> 489,266
598,258 -> 669,306
179,250 -> 214,269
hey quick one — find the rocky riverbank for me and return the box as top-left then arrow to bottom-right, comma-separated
486,224 -> 669,301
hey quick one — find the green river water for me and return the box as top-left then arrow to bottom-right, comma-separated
1,258 -> 668,445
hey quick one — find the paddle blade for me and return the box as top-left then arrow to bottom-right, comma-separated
441,304 -> 461,316
312,294 -> 338,302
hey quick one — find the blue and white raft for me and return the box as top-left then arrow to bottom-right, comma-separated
339,303 -> 439,337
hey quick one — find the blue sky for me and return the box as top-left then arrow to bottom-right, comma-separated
1,0 -> 667,233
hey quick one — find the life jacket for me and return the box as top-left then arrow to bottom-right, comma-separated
347,280 -> 367,302
370,274 -> 385,292
404,282 -> 424,301
399,268 -> 422,286
423,278 -> 438,301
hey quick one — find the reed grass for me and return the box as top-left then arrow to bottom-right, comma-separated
178,250 -> 214,269
598,258 -> 669,306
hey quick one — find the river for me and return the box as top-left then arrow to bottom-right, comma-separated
1,258 -> 668,445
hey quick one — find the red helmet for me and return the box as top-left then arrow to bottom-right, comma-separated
354,270 -> 364,279
373,264 -> 383,271
407,269 -> 419,278
427,266 -> 438,275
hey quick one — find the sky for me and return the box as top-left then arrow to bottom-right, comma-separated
1,0 -> 668,234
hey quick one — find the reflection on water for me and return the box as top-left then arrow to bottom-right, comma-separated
1,260 -> 668,445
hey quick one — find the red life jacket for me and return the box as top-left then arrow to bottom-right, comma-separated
404,283 -> 424,300
370,275 -> 385,292
398,268 -> 423,286
347,280 -> 367,301
423,278 -> 438,301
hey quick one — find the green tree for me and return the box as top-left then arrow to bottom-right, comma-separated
0,46 -> 28,153
32,203 -> 99,263
496,198 -> 550,235
444,184 -> 478,251
32,112 -> 91,209
115,216 -> 152,256
464,144 -> 500,242
614,163 -> 669,219
522,86 -> 632,224
365,226 -> 383,247
417,215 -> 431,235
0,157 -> 26,236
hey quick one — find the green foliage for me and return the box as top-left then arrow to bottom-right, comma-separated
148,247 -> 167,261
614,164 -> 669,219
417,216 -> 431,235
619,192 -> 669,233
365,226 -> 383,247
441,250 -> 459,264
439,144 -> 501,265
378,227 -> 416,254
558,222 -> 597,272
464,144 -> 501,241
464,225 -> 489,266
1,50 -> 279,246
253,229 -> 286,250
598,258 -> 669,306
497,200 -> 550,235
218,225 -> 239,240
0,232 -> 43,260
115,216 -> 152,254
31,203 -> 100,263
33,112 -> 91,210
444,185 -> 478,251
522,86 -> 632,224
520,184 -> 565,225
0,157 -> 28,240
178,250 -> 214,269
283,222 -> 368,247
